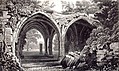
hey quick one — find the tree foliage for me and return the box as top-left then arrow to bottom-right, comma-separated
94,0 -> 118,29
61,0 -> 99,14
26,29 -> 41,44
87,0 -> 119,47
85,0 -> 119,70
86,27 -> 110,46
61,1 -> 74,14
86,0 -> 119,50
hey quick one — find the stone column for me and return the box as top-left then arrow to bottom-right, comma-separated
57,35 -> 61,57
16,40 -> 21,63
60,25 -> 66,57
0,42 -> 2,71
44,38 -> 48,55
48,36 -> 53,55
39,43 -> 43,54
60,34 -> 65,56
12,30 -> 16,55
0,43 -> 2,71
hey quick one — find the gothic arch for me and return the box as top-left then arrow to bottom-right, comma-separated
64,18 -> 96,54
63,16 -> 95,36
12,12 -> 60,59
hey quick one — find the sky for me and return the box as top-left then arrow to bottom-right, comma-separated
37,0 -> 92,12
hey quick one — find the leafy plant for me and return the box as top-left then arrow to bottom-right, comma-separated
94,0 -> 118,29
1,52 -> 24,71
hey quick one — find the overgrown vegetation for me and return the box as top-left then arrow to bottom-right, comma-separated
1,52 -> 23,71
0,0 -> 54,31
94,0 -> 118,29
87,0 -> 119,53
85,0 -> 119,70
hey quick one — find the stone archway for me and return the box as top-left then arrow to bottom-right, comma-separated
64,19 -> 95,54
22,29 -> 45,57
12,12 -> 60,61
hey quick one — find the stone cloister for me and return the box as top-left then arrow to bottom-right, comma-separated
0,10 -> 100,62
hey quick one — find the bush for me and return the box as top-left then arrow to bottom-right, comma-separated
1,52 -> 24,71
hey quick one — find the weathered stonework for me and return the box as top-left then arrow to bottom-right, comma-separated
1,9 -> 100,57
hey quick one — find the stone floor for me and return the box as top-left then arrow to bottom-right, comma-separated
22,58 -> 119,71
23,66 -> 68,71
22,61 -> 73,71
22,62 -> 119,71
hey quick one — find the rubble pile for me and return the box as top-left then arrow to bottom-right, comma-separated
60,44 -> 119,70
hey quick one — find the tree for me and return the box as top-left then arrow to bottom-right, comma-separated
25,29 -> 42,51
85,0 -> 119,69
86,26 -> 110,46
86,0 -> 119,50
26,29 -> 41,43
75,1 -> 84,13
94,0 -> 118,29
74,0 -> 99,14
61,1 -> 74,14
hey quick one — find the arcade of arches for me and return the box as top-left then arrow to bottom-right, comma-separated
11,12 -> 97,61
